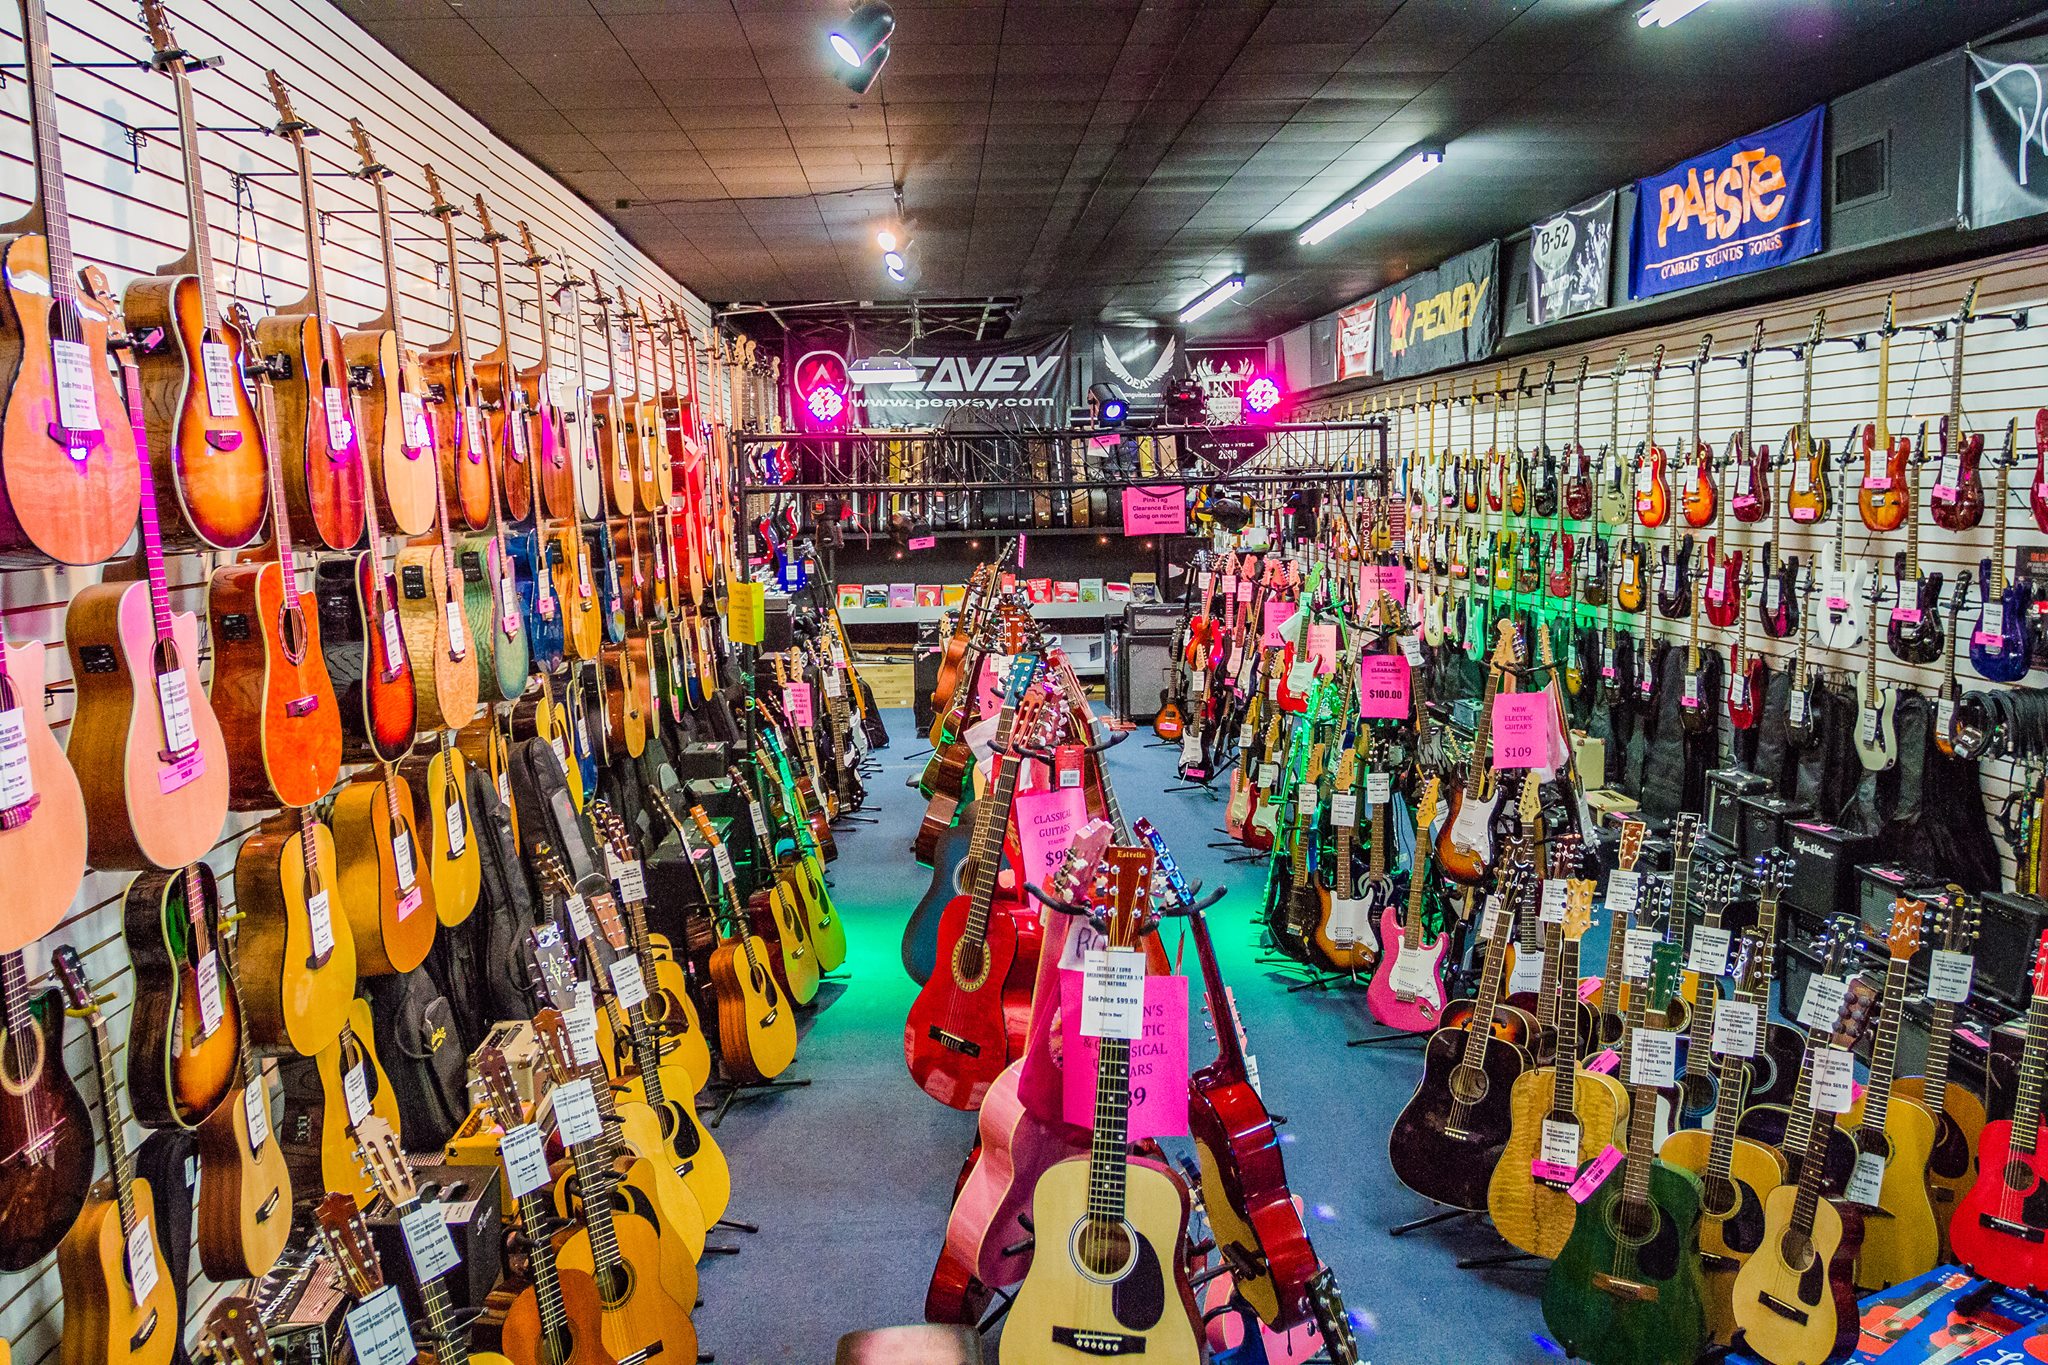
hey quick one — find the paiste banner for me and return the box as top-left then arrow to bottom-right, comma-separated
1630,105 -> 1824,300
1372,240 -> 1502,381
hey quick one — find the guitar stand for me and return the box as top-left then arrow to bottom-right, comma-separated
1454,1250 -> 1541,1272
973,1288 -> 1018,1336
1347,1030 -> 1426,1048
1388,1207 -> 1472,1238
713,1217 -> 758,1236
702,1075 -> 813,1128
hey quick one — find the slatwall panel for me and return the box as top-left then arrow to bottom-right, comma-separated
0,0 -> 717,1358
1304,242 -> 2048,888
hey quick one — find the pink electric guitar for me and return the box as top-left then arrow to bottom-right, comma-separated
1366,778 -> 1448,1033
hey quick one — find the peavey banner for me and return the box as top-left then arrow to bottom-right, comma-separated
792,331 -> 1071,427
1526,190 -> 1615,326
1374,240 -> 1501,380
1631,105 -> 1825,301
1966,36 -> 2048,230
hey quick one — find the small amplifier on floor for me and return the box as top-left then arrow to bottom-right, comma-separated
684,776 -> 740,828
366,1164 -> 503,1319
1857,864 -> 1951,944
1976,890 -> 2048,1011
1780,820 -> 1876,924
1705,768 -> 1770,848
255,1237 -> 350,1365
468,1020 -> 541,1107
1737,793 -> 1811,860
677,741 -> 731,783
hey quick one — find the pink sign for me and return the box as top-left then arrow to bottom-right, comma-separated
1121,485 -> 1187,536
1362,562 -> 1408,604
1305,622 -> 1339,673
784,683 -> 814,727
907,535 -> 936,551
1357,654 -> 1412,719
1568,1145 -> 1624,1203
1261,599 -> 1295,648
1061,970 -> 1189,1139
1013,785 -> 1089,897
974,656 -> 1005,717
1491,691 -> 1553,769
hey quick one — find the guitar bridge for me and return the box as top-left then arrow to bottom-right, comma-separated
285,696 -> 320,718
0,793 -> 40,830
927,1027 -> 981,1058
1590,1272 -> 1658,1302
1050,1327 -> 1147,1356
204,430 -> 243,451
1760,1292 -> 1810,1325
48,422 -> 107,457
1977,1213 -> 2046,1243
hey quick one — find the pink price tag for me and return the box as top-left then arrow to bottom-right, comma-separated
1490,692 -> 1553,769
1532,1159 -> 1578,1185
158,748 -> 206,794
1585,1048 -> 1619,1075
1577,976 -> 1603,1002
975,656 -> 1005,716
1120,485 -> 1187,536
1889,607 -> 1922,625
1261,600 -> 1294,648
784,682 -> 814,727
1568,1145 -> 1625,1204
1061,971 -> 1190,1139
1731,494 -> 1759,514
1013,785 -> 1089,898
1825,596 -> 1849,612
1017,534 -> 1027,568
1955,1025 -> 1990,1049
1972,630 -> 2006,649
1305,622 -> 1339,673
907,535 -> 936,551
1861,476 -> 1893,491
1357,654 -> 1412,720
1931,484 -> 1957,501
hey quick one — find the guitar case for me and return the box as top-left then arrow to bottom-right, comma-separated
442,762 -> 537,1026
363,968 -> 468,1152
134,1128 -> 198,1365
508,735 -> 603,886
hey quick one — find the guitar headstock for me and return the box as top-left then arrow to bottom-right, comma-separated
1051,819 -> 1113,903
351,1116 -> 417,1210
1546,833 -> 1582,881
1885,898 -> 1926,961
588,888 -> 631,955
1942,890 -> 1981,956
197,1299 -> 275,1365
532,1008 -> 580,1086
1306,1268 -> 1360,1365
1490,617 -> 1519,667
527,924 -> 580,1011
473,192 -> 502,242
996,609 -> 1032,657
1562,879 -> 1596,942
2030,928 -> 2048,1000
1731,929 -> 1769,1000
1412,775 -> 1442,833
1828,976 -> 1880,1052
1670,811 -> 1700,865
264,70 -> 307,135
422,163 -> 458,219
314,1192 -> 386,1298
138,0 -> 179,63
1813,915 -> 1863,982
473,1044 -> 524,1131
532,843 -> 573,899
346,118 -> 385,179
50,946 -> 102,1025
1334,747 -> 1357,793
1615,817 -> 1647,873
1103,846 -> 1155,951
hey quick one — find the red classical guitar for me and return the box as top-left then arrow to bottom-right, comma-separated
1951,927 -> 2048,1290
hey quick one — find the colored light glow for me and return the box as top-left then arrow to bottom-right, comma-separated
806,385 -> 845,422
1299,149 -> 1444,247
876,229 -> 897,251
1244,375 -> 1282,415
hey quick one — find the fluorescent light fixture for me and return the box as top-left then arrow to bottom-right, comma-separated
1178,273 -> 1245,324
1298,147 -> 1444,247
1637,0 -> 1716,25
849,355 -> 917,384
876,229 -> 897,251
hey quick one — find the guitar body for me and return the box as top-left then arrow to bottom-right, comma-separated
394,542 -> 481,730
612,1063 -> 730,1227
523,366 -> 572,521
294,1006 -> 401,1206
1842,1096 -> 1939,1289
1731,1185 -> 1861,1365
1190,1069 -> 1319,1330
594,939 -> 713,1093
402,744 -> 482,927
906,898 -> 1023,1109
1434,787 -> 1498,885
1388,1028 -> 1530,1211
1734,1105 -> 1857,1195
0,238 -> 141,564
1541,1159 -> 1708,1365
1152,700 -> 1182,740
1658,1127 -> 1788,1344
460,534 -> 529,703
946,1062 -> 1089,1290
420,346 -> 492,531
905,812 -> 975,984
1858,436 -> 1909,531
206,559 -> 344,810
1855,688 -> 1900,772
1886,570 -> 1947,664
232,815 -> 357,1057
475,360 -> 532,529
789,855 -> 847,973
505,528 -> 565,670
64,583 -> 227,873
0,639 -> 80,945
1002,1156 -> 1201,1365
1741,1023 -> 1809,1109
748,882 -> 820,1006
1890,1075 -> 1987,1256
249,310 -> 364,551
709,935 -> 798,1084
1636,449 -> 1671,528
1681,450 -> 1716,527
0,982 -> 94,1271
550,526 -> 602,661
123,272 -> 267,549
55,1181 -> 178,1365
1950,1118 -> 2048,1289
194,1053 -> 290,1282
1704,547 -> 1742,628
1310,883 -> 1378,975
338,326 -> 437,537
311,556 -> 415,769
331,770 -> 436,976
587,1100 -> 709,1264
1969,575 -> 2034,683
1365,906 -> 1450,1033
122,864 -> 238,1129
1489,1067 -> 1629,1259
501,1266 -> 619,1365
552,1204 -> 699,1365
602,643 -> 648,758
1931,432 -> 1985,530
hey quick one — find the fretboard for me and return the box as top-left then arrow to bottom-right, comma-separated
22,0 -> 77,293
168,68 -> 223,325
1861,956 -> 1908,1139
1086,1034 -> 1132,1229
2013,996 -> 2048,1155
1552,936 -> 1580,1115
89,1014 -> 139,1236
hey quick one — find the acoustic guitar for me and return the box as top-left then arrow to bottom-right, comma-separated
207,372 -> 343,811
464,191 -> 533,702
52,947 -> 179,1365
590,796 -> 714,1090
588,276 -> 637,519
517,225 -> 572,521
1842,898 -> 1940,1289
0,0 -> 142,566
332,763 -> 437,975
475,1044 -> 619,1365
0,948 -> 93,1271
127,0 -> 268,550
503,222 -> 566,670
1951,927 -> 2048,1290
418,166 -> 493,532
550,271 -> 606,662
235,806 -> 358,1056
1735,919 -> 1864,1196
1002,846 -> 1201,1365
313,1190 -> 423,1359
1891,893 -> 1987,1260
0,626 -> 85,948
695,806 -> 799,1084
194,925 -> 290,1282
394,388 -> 483,733
282,998 -> 401,1208
123,862 -> 238,1130
66,354 -> 227,873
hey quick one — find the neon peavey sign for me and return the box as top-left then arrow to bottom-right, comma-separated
875,355 -> 1063,395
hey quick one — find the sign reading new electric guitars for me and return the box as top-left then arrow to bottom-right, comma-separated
1631,105 -> 1825,300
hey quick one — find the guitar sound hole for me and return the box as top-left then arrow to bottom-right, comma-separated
1447,1063 -> 1489,1107
277,600 -> 309,666
954,939 -> 988,989
1607,1201 -> 1657,1247
1776,1228 -> 1816,1273
1700,1175 -> 1739,1221
2004,1159 -> 2038,1195
0,1018 -> 45,1097
1074,1217 -> 1136,1280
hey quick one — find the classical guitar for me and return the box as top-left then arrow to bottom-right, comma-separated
1969,418 -> 2034,683
694,804 -> 800,1083
127,0 -> 267,549
350,1116 -> 515,1365
254,72 -> 365,551
401,730 -> 482,926
207,369 -> 343,810
52,947 -> 179,1365
1002,845 -> 1202,1365
313,1190 -> 424,1364
123,862 -> 237,1130
1930,283 -> 1987,531
419,166 -> 493,532
1892,893 -> 1987,1260
193,921 -> 290,1282
234,805 -> 358,1056
0,948 -> 93,1271
465,192 -> 533,703
1730,983 -> 1878,1365
341,119 -> 438,538
332,763 -> 437,974
1858,296 -> 1910,533
1951,927 -> 2048,1291
475,1043 -> 619,1365
1365,777 -> 1449,1033
0,0 -> 142,566
1436,620 -> 1518,884
65,352 -> 226,873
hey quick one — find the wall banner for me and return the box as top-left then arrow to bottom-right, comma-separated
1630,105 -> 1825,301
787,330 -> 1071,428
1966,37 -> 2048,230
1374,240 -> 1501,381
1527,189 -> 1615,326
1335,297 -> 1378,380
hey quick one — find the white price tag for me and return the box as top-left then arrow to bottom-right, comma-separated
380,608 -> 405,670
1789,690 -> 1810,726
1606,870 -> 1641,917
610,953 -> 649,1011
1798,974 -> 1849,1031
1366,772 -> 1391,806
1938,454 -> 1961,490
157,669 -> 197,752
1189,670 -> 1207,697
1661,563 -> 1677,597
1763,577 -> 1780,612
1258,763 -> 1279,790
1635,461 -> 1653,494
1296,784 -> 1317,817
1402,634 -> 1425,666
1539,880 -> 1568,924
342,1062 -> 372,1127
712,841 -> 737,887
1858,706 -> 1879,745
1629,1028 -> 1679,1088
823,668 -> 843,698
1936,697 -> 1957,737
346,1288 -> 418,1365
0,708 -> 32,809
1712,1000 -> 1760,1057
442,797 -> 467,859
400,390 -> 428,448
1844,1150 -> 1886,1206
610,855 -> 647,904
576,548 -> 594,598
307,888 -> 335,959
564,1002 -> 602,1068
392,829 -> 417,892
200,341 -> 239,417
52,338 -> 101,430
1928,949 -> 1975,1005
1244,1053 -> 1262,1096
1682,675 -> 1700,708
550,1077 -> 603,1146
243,1073 -> 271,1148
1539,1117 -> 1581,1170
499,1123 -> 551,1197
399,1203 -> 461,1284
466,406 -> 485,457
126,1216 -> 159,1306
1330,792 -> 1358,826
323,388 -> 354,449
1483,893 -> 1511,942
1623,926 -> 1660,979
1685,926 -> 1732,979
563,893 -> 594,941
446,601 -> 469,658
195,950 -> 223,1034
1081,948 -> 1146,1040
1622,558 -> 1638,587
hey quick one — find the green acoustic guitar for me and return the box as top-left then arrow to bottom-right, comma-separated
1542,915 -> 1708,1365
459,531 -> 529,704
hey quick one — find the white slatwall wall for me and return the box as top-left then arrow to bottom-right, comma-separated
1306,242 -> 2048,887
0,0 -> 716,1357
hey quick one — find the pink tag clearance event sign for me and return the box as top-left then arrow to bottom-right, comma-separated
1121,486 -> 1187,536
1061,970 -> 1190,1139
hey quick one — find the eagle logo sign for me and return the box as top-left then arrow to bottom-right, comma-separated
1099,335 -> 1178,393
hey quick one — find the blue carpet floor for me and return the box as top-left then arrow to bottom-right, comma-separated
695,709 -> 1553,1364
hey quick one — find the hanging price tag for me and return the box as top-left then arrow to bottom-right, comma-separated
609,854 -> 647,903
392,830 -> 417,894
52,338 -> 102,431
200,341 -> 239,417
466,406 -> 486,456
1483,893 -> 1512,941
1797,974 -> 1849,1031
1682,675 -> 1700,709
1402,634 -> 1425,666
445,800 -> 467,859
1685,925 -> 1731,978
610,954 -> 650,1011
1330,792 -> 1358,826
0,709 -> 32,809
324,388 -> 354,448
1928,950 -> 1975,1004
1080,948 -> 1146,1040
563,893 -> 594,941
1844,1150 -> 1886,1206
195,950 -> 223,1034
342,1062 -> 372,1127
550,1077 -> 603,1146
1788,690 -> 1810,726
712,840 -> 737,887
1857,706 -> 1880,746
1539,880 -> 1568,924
400,390 -> 428,448
1606,869 -> 1641,917
1622,926 -> 1660,979
308,888 -> 336,958
500,1122 -> 551,1195
1936,697 -> 1956,738
1535,1117 -> 1581,1183
1712,999 -> 1760,1057
157,669 -> 197,752
564,1001 -> 602,1067
243,1073 -> 270,1148
346,1286 -> 417,1365
399,1202 -> 460,1284
1629,1028 -> 1679,1088
1365,771 -> 1392,806
1763,577 -> 1780,612
446,601 -> 469,658
126,1216 -> 160,1306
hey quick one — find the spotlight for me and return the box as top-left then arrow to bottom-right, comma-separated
1244,375 -> 1283,416
806,384 -> 845,423
829,1 -> 894,65
1637,0 -> 1717,25
1088,382 -> 1127,428
1163,377 -> 1205,425
883,250 -> 907,282
1299,146 -> 1444,247
1178,273 -> 1244,324
876,229 -> 897,251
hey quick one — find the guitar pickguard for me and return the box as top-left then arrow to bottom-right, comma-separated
1109,1229 -> 1169,1331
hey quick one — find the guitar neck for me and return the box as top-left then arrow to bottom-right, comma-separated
1085,1031 -> 1133,1230
1705,1000 -> 1754,1184
1552,936 -> 1581,1113
1860,956 -> 1909,1138
20,0 -> 76,287
2012,994 -> 2048,1154
88,1010 -> 140,1235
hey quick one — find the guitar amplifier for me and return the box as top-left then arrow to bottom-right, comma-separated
255,1237 -> 351,1365
1856,864 -> 1950,946
1780,820 -> 1877,926
763,593 -> 793,652
1738,794 -> 1811,860
366,1164 -> 503,1319
1975,889 -> 2048,1011
1121,620 -> 1178,724
1705,768 -> 1770,848
676,741 -> 731,784
684,776 -> 739,827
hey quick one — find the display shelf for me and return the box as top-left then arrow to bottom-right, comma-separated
838,601 -> 1131,624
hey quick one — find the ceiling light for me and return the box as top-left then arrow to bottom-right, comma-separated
876,229 -> 897,251
836,47 -> 890,93
1298,147 -> 1444,247
829,1 -> 894,65
1637,0 -> 1716,26
849,355 -> 917,384
1178,273 -> 1245,324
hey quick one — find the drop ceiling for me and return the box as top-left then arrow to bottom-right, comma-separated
336,0 -> 2041,341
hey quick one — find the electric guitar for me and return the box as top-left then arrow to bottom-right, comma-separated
1930,282 -> 1986,531
1784,312 -> 1832,525
1680,334 -> 1717,527
1969,417 -> 2034,682
1842,898 -> 1940,1290
1855,581 -> 1900,772
1729,321 -> 1769,525
1859,295 -> 1910,533
1366,778 -> 1449,1033
1634,344 -> 1670,528
1951,927 -> 2048,1291
1436,620 -> 1518,884
1312,747 -> 1380,973
122,862 -> 238,1130
1886,420 -> 1947,664
1815,449 -> 1866,651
